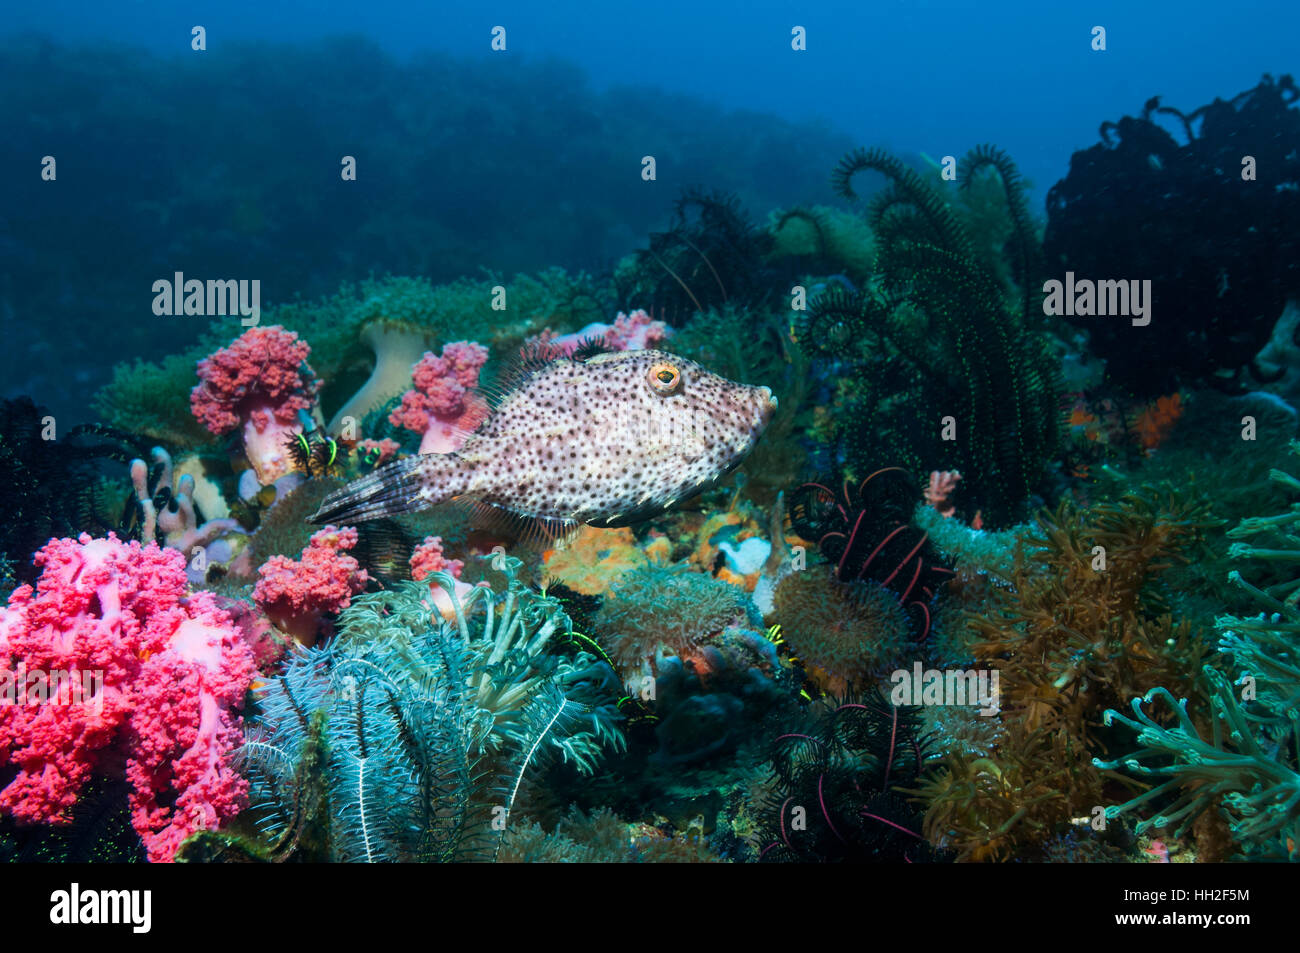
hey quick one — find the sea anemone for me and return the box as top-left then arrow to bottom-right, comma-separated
593,564 -> 756,691
771,567 -> 912,694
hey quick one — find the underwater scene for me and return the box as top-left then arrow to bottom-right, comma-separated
1,2 -> 1299,875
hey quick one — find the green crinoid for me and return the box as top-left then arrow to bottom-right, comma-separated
801,145 -> 1060,526
237,552 -> 624,862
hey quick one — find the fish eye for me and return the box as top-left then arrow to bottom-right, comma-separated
648,361 -> 682,394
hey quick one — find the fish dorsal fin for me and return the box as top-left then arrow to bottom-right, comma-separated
569,335 -> 615,362
475,342 -> 571,412
451,498 -> 581,549
478,336 -> 627,409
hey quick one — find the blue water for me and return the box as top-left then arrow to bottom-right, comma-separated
7,0 -> 1293,199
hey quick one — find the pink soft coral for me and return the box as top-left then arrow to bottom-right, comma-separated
923,470 -> 962,518
190,325 -> 321,485
253,525 -> 369,646
389,341 -> 490,454
530,308 -> 670,356
409,536 -> 477,620
0,533 -> 255,862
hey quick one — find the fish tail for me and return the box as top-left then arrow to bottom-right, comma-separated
309,454 -> 465,525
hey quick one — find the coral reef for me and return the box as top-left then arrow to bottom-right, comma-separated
16,58 -> 1300,867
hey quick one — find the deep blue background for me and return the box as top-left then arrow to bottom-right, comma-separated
9,0 -> 1293,200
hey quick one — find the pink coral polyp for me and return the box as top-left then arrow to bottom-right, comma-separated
0,534 -> 255,862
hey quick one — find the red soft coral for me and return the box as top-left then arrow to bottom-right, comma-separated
190,325 -> 321,484
389,341 -> 489,454
409,535 -> 478,621
125,592 -> 256,862
0,534 -> 255,862
409,535 -> 466,581
253,525 -> 369,646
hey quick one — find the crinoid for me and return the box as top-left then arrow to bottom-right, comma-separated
790,468 -> 953,647
803,146 -> 1060,526
755,689 -> 948,862
283,415 -> 345,479
0,396 -> 152,582
236,552 -> 624,862
615,189 -> 776,326
1045,75 -> 1300,395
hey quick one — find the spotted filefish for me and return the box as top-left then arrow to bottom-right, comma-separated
310,347 -> 777,541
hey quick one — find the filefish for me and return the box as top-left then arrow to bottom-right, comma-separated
310,347 -> 777,541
